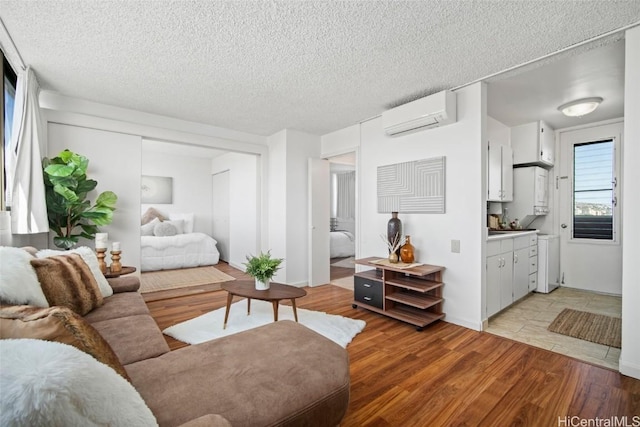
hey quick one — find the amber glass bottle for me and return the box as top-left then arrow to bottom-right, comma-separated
400,235 -> 415,263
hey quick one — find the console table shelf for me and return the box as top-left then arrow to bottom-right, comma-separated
352,257 -> 445,331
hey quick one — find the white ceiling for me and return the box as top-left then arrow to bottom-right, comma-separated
1,1 -> 639,137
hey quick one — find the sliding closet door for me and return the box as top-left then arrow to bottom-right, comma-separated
212,171 -> 230,262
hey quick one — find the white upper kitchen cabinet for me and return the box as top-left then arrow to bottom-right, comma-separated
510,120 -> 555,168
488,141 -> 513,202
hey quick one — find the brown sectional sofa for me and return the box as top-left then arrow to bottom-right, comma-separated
7,274 -> 351,426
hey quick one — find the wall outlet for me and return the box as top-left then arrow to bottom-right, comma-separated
451,239 -> 461,253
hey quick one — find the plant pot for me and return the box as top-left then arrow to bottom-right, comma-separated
255,279 -> 270,290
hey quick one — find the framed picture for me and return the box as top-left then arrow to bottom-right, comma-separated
141,175 -> 173,204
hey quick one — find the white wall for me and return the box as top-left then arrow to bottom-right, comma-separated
211,152 -> 259,269
620,26 -> 640,380
267,129 -> 321,286
141,150 -> 214,235
324,84 -> 487,330
47,123 -> 142,270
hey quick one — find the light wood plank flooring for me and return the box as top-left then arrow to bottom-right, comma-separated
145,264 -> 640,426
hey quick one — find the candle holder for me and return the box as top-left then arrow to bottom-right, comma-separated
96,248 -> 107,274
110,250 -> 122,273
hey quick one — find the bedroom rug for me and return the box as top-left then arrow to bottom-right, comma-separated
331,257 -> 355,268
548,308 -> 621,348
163,299 -> 366,348
140,266 -> 235,294
330,275 -> 354,291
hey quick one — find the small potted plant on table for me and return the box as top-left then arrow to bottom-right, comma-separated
243,251 -> 284,290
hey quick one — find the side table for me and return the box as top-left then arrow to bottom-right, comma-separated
104,266 -> 137,278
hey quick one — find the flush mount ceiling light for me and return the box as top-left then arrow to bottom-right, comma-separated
558,97 -> 603,117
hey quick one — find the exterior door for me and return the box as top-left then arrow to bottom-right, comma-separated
308,158 -> 330,287
557,121 -> 623,294
211,171 -> 230,262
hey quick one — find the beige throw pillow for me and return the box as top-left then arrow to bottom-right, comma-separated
30,253 -> 104,316
141,207 -> 166,225
0,305 -> 129,381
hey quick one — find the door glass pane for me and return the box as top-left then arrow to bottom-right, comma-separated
573,140 -> 614,240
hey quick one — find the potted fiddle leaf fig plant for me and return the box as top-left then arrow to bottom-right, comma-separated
243,251 -> 283,290
43,149 -> 118,249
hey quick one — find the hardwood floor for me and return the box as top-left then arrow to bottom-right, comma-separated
145,264 -> 640,426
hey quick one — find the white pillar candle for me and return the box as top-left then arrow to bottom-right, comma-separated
112,241 -> 121,251
95,233 -> 108,249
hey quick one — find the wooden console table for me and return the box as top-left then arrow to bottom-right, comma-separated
352,257 -> 445,331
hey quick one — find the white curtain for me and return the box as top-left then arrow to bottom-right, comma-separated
9,67 -> 48,234
336,171 -> 355,220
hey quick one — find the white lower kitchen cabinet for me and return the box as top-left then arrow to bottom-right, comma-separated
486,232 -> 538,318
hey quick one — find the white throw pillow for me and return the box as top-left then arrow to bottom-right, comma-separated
153,221 -> 178,237
169,213 -> 194,233
0,339 -> 158,427
141,217 -> 160,236
163,219 -> 184,234
36,246 -> 113,298
0,247 -> 49,307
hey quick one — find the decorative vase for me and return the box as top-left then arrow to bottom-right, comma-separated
400,235 -> 415,264
387,212 -> 402,256
388,251 -> 399,264
255,278 -> 270,290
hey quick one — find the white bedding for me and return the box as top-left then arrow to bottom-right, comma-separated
330,231 -> 355,258
141,232 -> 220,272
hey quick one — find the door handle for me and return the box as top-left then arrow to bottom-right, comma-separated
561,224 -> 568,229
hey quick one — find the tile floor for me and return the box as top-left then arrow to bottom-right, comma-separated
485,287 -> 622,370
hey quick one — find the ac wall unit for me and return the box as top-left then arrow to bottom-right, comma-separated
382,90 -> 457,136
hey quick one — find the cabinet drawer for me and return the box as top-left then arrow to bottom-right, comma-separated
514,236 -> 529,250
529,257 -> 538,274
528,273 -> 537,291
354,276 -> 383,309
529,235 -> 538,246
529,245 -> 538,257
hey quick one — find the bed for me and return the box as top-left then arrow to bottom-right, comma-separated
330,231 -> 355,258
141,232 -> 220,272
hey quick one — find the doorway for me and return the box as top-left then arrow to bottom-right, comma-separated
557,121 -> 623,294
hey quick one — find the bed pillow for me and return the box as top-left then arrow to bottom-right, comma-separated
0,305 -> 129,381
163,219 -> 184,234
0,247 -> 49,307
169,213 -> 194,233
30,254 -> 104,316
141,207 -> 166,225
141,217 -> 160,236
153,221 -> 177,237
0,339 -> 157,427
36,247 -> 113,298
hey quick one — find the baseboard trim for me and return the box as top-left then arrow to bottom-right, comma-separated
619,359 -> 640,380
444,316 -> 483,332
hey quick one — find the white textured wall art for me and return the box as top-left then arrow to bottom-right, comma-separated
141,175 -> 173,204
377,156 -> 445,213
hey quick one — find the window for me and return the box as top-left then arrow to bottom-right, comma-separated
2,52 -> 18,210
573,139 -> 615,240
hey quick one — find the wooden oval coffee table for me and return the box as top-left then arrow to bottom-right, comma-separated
221,281 -> 307,329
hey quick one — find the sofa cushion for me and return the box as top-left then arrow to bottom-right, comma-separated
0,246 -> 49,307
36,246 -> 113,298
125,320 -> 350,427
0,305 -> 130,381
91,314 -> 169,365
84,292 -> 149,324
0,339 -> 157,427
30,253 -> 103,315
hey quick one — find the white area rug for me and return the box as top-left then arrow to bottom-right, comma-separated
163,299 -> 365,348
331,257 -> 355,268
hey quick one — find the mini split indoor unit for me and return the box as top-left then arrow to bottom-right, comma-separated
382,90 -> 457,136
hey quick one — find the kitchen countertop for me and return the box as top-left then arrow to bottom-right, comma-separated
486,229 -> 539,241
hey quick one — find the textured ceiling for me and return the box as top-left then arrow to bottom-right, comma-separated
1,1 -> 639,136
